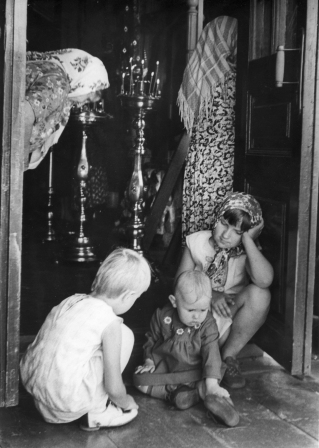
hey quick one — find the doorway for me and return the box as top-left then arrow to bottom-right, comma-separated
0,0 -> 318,408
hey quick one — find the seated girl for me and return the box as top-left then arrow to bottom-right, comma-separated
175,192 -> 274,389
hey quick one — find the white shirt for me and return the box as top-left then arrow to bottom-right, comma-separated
186,230 -> 249,295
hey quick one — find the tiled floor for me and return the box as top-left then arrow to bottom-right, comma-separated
0,204 -> 318,448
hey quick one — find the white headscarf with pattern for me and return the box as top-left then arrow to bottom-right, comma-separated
27,48 -> 110,97
26,49 -> 109,169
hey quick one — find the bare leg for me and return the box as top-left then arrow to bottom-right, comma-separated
221,284 -> 271,360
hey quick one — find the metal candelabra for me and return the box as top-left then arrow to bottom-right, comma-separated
63,105 -> 107,262
43,149 -> 56,242
119,94 -> 159,254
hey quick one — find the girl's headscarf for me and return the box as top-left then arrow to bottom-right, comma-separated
26,49 -> 110,97
206,192 -> 263,288
177,16 -> 237,134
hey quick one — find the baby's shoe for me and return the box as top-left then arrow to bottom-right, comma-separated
169,385 -> 200,410
80,401 -> 138,431
204,394 -> 240,427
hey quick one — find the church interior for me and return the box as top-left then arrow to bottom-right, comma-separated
0,0 -> 318,447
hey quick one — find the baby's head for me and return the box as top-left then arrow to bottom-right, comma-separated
169,271 -> 212,328
91,248 -> 151,314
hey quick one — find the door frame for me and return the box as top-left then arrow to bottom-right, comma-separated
239,0 -> 319,376
0,0 -> 27,407
294,0 -> 319,375
0,0 -> 318,407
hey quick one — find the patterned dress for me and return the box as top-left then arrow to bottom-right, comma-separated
143,303 -> 222,380
133,303 -> 231,397
182,73 -> 236,241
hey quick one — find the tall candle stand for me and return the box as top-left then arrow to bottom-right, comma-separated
63,105 -> 107,262
42,149 -> 56,242
119,94 -> 160,254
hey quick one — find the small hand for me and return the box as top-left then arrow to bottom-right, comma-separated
205,378 -> 230,398
246,218 -> 264,241
212,295 -> 234,318
135,359 -> 155,374
207,384 -> 230,399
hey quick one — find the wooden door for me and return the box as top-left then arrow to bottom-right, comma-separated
234,0 -> 318,375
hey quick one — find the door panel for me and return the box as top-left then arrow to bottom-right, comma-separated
244,52 -> 302,371
234,1 -> 317,373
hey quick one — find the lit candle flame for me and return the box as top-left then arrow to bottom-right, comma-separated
141,59 -> 145,80
121,72 -> 125,94
149,72 -> 154,95
155,79 -> 159,96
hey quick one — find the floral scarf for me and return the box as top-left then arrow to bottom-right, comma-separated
27,48 -> 110,97
206,192 -> 263,288
177,16 -> 237,135
26,49 -> 109,168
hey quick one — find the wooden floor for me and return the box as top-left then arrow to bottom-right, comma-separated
1,355 -> 318,448
1,203 -> 318,448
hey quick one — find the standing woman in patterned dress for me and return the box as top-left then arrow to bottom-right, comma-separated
177,16 -> 238,242
24,48 -> 109,171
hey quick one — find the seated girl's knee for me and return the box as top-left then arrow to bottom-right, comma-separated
255,286 -> 271,313
258,286 -> 271,305
247,284 -> 271,310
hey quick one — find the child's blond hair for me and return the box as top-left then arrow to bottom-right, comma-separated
91,248 -> 151,298
174,270 -> 211,303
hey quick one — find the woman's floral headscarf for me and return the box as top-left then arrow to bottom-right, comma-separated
206,192 -> 263,288
26,49 -> 109,169
27,49 -> 110,97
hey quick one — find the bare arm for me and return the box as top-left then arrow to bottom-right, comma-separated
174,247 -> 195,283
243,221 -> 274,288
102,320 -> 138,410
135,308 -> 161,374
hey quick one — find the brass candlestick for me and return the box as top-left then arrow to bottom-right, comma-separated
119,94 -> 159,254
43,149 -> 56,242
63,106 -> 107,262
